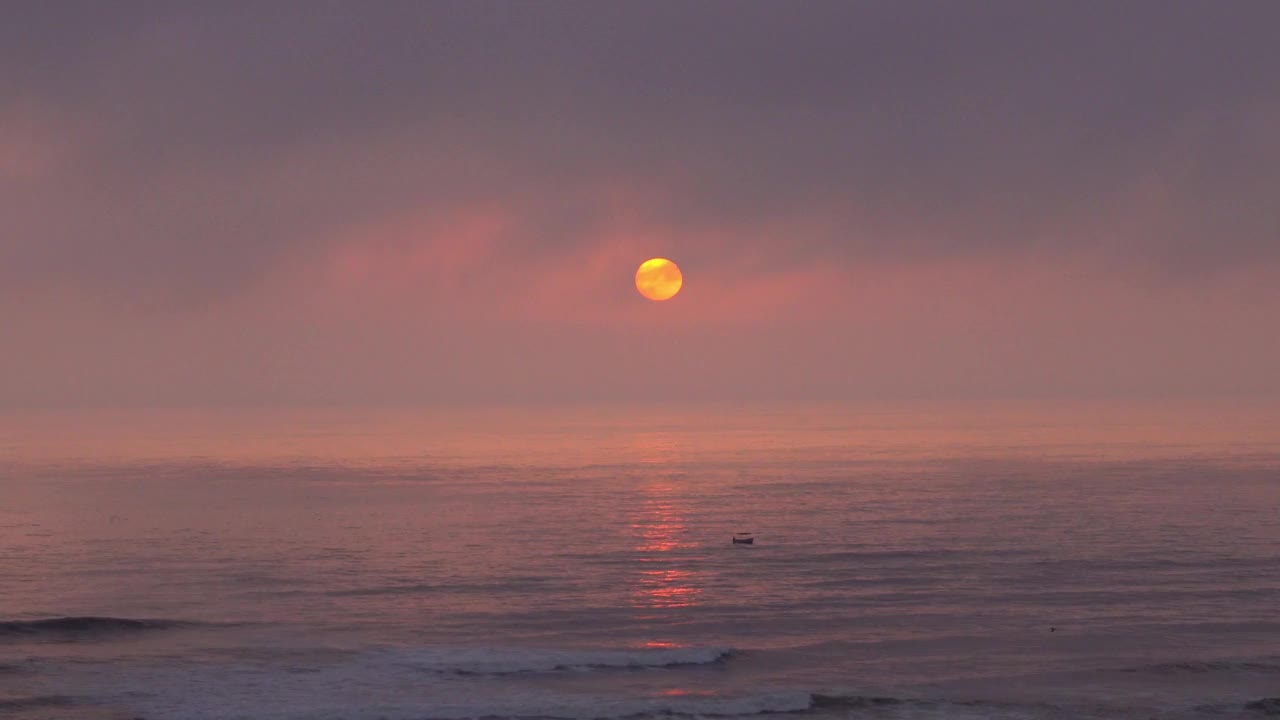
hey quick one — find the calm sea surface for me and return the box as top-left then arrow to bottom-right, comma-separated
2,404 -> 1279,719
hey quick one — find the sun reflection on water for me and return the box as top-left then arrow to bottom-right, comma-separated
637,567 -> 701,608
630,478 -> 703,610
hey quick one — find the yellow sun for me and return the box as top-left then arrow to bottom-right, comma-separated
635,258 -> 683,301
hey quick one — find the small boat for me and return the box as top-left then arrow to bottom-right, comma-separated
732,532 -> 754,545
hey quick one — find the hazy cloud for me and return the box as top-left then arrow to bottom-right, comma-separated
3,1 -> 1278,405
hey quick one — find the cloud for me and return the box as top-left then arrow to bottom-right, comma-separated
3,2 -> 1278,405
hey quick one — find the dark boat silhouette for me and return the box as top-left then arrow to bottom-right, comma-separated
732,532 -> 754,545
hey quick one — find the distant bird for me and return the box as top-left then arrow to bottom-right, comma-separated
1050,627 -> 1057,632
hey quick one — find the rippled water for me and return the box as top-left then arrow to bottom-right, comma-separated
2,404 -> 1278,719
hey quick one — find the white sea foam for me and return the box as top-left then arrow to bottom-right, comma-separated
71,645 -> 754,720
98,662 -> 814,720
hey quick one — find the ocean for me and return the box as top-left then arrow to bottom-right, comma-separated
2,403 -> 1278,719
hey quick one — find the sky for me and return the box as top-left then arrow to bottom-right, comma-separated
3,1 -> 1279,408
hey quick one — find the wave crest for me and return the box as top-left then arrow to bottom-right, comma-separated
0,695 -> 75,712
0,616 -> 186,640
1121,658 -> 1280,675
1245,697 -> 1280,715
413,693 -> 1010,720
390,645 -> 735,675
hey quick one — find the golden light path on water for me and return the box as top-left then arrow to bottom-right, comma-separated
629,433 -> 702,613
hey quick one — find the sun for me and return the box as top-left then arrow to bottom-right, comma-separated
635,258 -> 683,301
